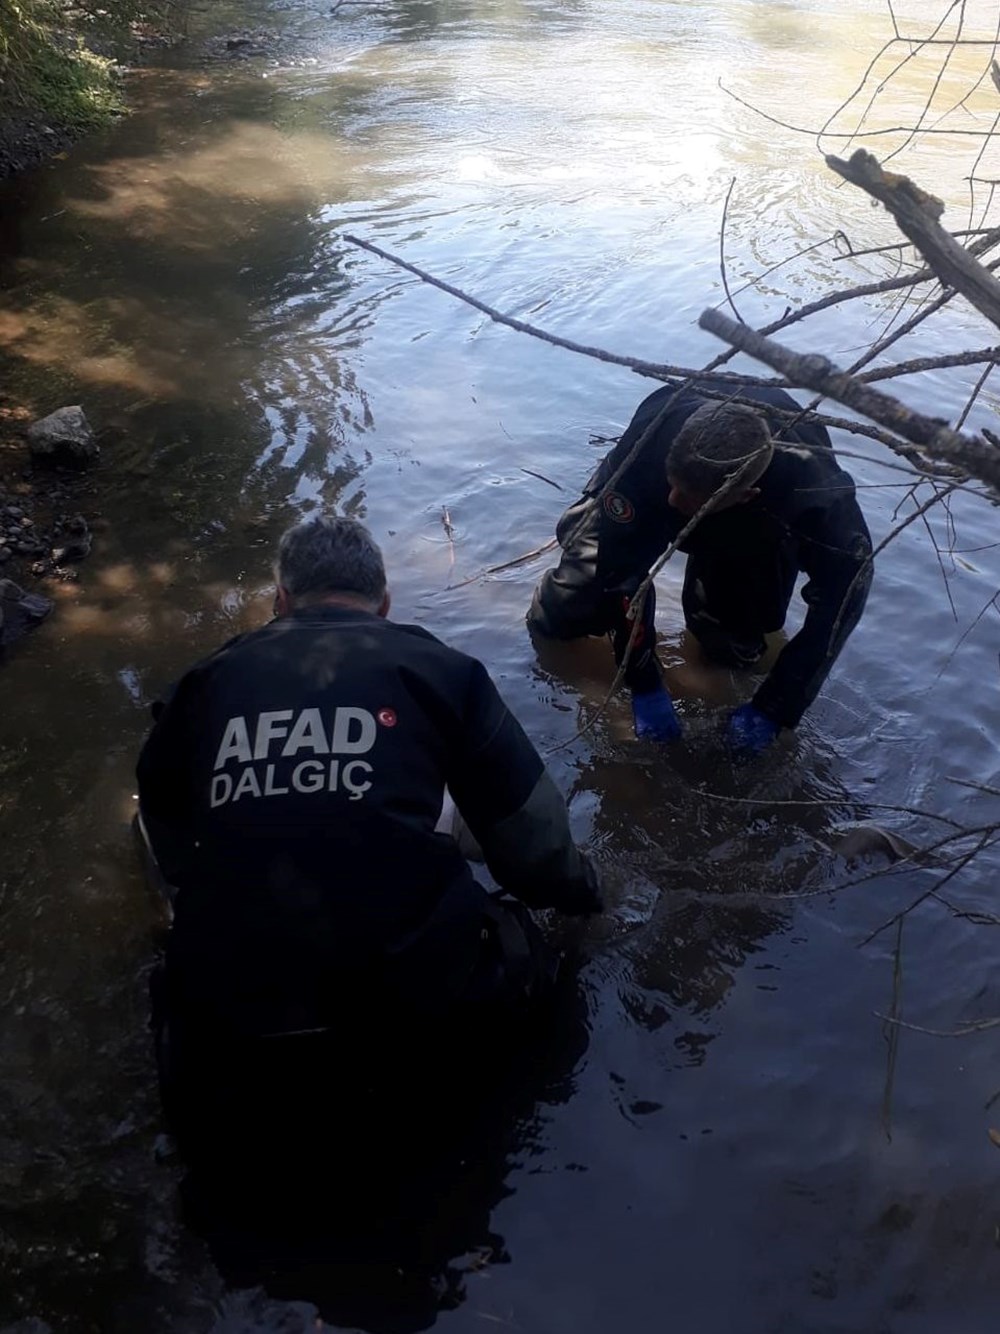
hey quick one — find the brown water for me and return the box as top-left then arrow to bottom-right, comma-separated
3,1 -> 1000,1329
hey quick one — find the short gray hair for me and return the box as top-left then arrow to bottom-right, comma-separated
667,401 -> 773,495
276,516 -> 386,606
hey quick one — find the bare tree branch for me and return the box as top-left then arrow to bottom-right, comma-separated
827,149 -> 1000,330
342,233 -> 732,384
697,308 -> 1000,492
858,345 -> 1000,382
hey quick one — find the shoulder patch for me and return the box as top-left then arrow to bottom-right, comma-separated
603,490 -> 635,524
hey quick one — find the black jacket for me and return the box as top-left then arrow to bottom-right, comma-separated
136,606 -> 595,1033
583,379 -> 872,727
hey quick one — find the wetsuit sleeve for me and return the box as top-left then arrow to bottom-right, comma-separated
446,661 -> 602,915
752,495 -> 872,729
135,673 -> 200,882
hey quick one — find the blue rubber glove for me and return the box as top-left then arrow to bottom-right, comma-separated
632,685 -> 683,742
726,703 -> 780,757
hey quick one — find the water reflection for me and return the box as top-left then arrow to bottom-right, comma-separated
369,0 -> 589,43
0,63 -> 378,506
533,625 -> 878,1044
183,966 -> 592,1333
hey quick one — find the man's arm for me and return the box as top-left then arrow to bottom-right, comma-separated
751,496 -> 873,729
135,676 -> 199,883
446,661 -> 602,915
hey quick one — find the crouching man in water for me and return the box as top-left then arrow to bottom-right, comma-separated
136,515 -> 602,1183
527,380 -> 873,755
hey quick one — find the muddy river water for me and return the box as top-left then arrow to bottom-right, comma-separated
2,0 -> 1000,1329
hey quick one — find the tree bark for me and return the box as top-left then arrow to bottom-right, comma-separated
827,149 -> 1000,332
697,308 -> 1000,493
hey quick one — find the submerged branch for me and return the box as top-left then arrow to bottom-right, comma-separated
874,1012 -> 1000,1038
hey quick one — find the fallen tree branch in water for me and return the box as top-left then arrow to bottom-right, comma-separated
698,308 -> 1000,493
342,231 -> 1000,407
342,232 -> 740,383
344,232 -> 1000,484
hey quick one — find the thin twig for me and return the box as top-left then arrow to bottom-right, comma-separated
721,79 -> 998,141
519,467 -> 564,491
954,357 -> 997,431
719,177 -> 744,324
918,504 -> 959,622
858,346 -> 1000,384
342,233 -> 730,384
446,537 -> 558,590
694,787 -> 965,829
817,0 -> 963,155
944,775 -> 1000,798
874,1012 -> 1000,1038
440,507 -> 456,571
932,589 -> 1000,683
858,829 -> 1000,948
832,229 -> 996,262
881,918 -> 904,1141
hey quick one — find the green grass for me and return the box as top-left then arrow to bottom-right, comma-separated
0,0 -> 124,131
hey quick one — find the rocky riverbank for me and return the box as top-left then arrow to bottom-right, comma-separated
0,399 -> 99,651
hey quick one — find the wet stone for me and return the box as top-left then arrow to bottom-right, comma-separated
26,406 -> 98,467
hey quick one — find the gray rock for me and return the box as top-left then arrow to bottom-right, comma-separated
26,406 -> 98,466
0,578 -> 53,648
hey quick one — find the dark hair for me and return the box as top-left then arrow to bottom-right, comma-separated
667,401 -> 773,495
276,515 -> 386,606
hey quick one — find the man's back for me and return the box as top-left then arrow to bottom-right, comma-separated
139,606 -> 540,1031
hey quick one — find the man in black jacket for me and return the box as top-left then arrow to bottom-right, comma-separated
528,379 -> 872,754
138,516 -> 601,1162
